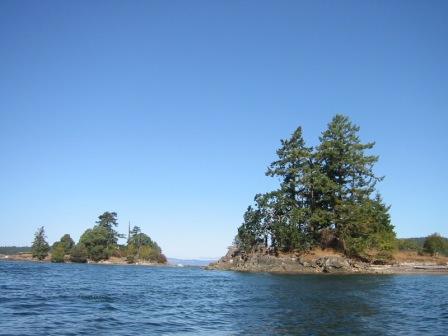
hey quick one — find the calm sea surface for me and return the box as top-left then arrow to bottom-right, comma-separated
0,261 -> 447,335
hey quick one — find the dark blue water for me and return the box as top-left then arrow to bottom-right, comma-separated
1,261 -> 447,335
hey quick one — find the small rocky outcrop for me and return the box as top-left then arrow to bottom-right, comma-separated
316,256 -> 351,273
207,247 -> 448,274
207,247 -> 366,274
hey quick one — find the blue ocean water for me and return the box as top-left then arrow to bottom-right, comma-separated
0,261 -> 447,335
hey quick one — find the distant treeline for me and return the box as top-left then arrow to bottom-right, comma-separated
29,211 -> 167,264
398,235 -> 448,256
398,237 -> 429,249
0,246 -> 31,255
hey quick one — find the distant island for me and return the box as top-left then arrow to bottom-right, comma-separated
1,211 -> 166,265
209,115 -> 448,274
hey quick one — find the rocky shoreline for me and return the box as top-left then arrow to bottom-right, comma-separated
0,253 -> 166,266
4,251 -> 448,274
206,249 -> 448,275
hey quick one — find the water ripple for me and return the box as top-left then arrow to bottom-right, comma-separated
0,261 -> 447,335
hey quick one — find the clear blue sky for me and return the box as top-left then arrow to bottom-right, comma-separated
1,1 -> 447,259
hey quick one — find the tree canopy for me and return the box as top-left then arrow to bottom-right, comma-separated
31,226 -> 50,260
57,212 -> 167,263
69,244 -> 88,263
236,115 -> 396,261
95,211 -> 122,248
423,233 -> 448,256
126,225 -> 165,263
79,225 -> 114,261
76,211 -> 124,261
51,243 -> 66,263
52,234 -> 75,255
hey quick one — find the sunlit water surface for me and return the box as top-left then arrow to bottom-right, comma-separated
1,261 -> 447,335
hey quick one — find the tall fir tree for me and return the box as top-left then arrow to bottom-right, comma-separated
315,115 -> 392,255
95,211 -> 122,250
264,127 -> 314,251
31,226 -> 50,260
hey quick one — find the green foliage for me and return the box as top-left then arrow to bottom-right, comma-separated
52,234 -> 75,254
236,206 -> 263,253
115,244 -> 128,258
423,233 -> 448,256
137,246 -> 166,263
397,238 -> 422,251
95,211 -> 123,248
126,244 -> 137,263
236,115 -> 396,260
129,233 -> 160,252
79,226 -> 112,261
31,227 -> 50,260
51,242 -> 66,263
139,245 -> 157,261
126,225 -> 165,263
96,211 -> 119,228
59,234 -> 75,253
69,244 -> 88,263
26,212 -> 166,264
77,211 -> 123,261
337,196 -> 396,259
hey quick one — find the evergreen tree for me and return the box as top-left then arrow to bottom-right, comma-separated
59,234 -> 75,253
316,115 -> 381,213
236,205 -> 263,252
96,211 -> 122,249
336,194 -> 395,259
51,242 -> 65,263
235,115 -> 396,260
423,233 -> 448,256
76,211 -> 123,261
79,226 -> 111,261
52,234 -> 75,254
126,226 -> 164,262
265,127 -> 314,250
97,211 -> 119,230
266,127 -> 312,206
69,244 -> 88,263
316,115 -> 392,254
31,227 -> 50,260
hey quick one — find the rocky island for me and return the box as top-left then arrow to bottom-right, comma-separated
209,116 -> 448,275
2,211 -> 167,265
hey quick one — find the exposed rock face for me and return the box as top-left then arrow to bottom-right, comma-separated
206,248 -> 448,274
207,248 -> 363,274
316,256 -> 351,273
